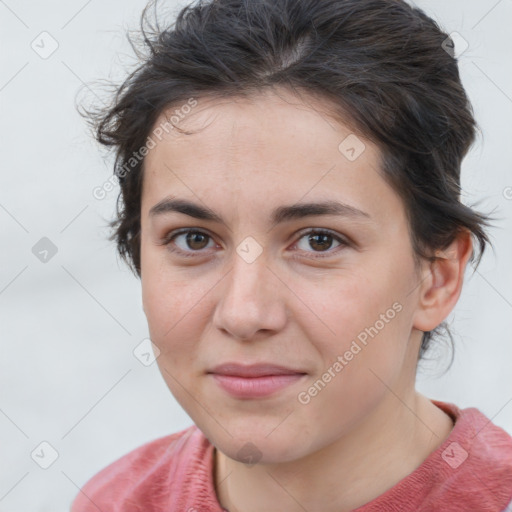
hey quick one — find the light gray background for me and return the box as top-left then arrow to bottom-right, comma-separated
1,0 -> 511,510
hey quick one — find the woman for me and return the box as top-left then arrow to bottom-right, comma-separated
72,0 -> 512,510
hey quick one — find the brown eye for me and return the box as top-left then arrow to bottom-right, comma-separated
308,232 -> 335,251
294,229 -> 349,258
163,229 -> 215,257
183,231 -> 210,250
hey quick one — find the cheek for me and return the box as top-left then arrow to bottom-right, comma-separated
141,263 -> 219,357
295,270 -> 390,343
141,269 -> 210,402
296,260 -> 413,374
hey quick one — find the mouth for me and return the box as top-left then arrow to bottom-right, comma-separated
207,362 -> 307,398
208,362 -> 307,377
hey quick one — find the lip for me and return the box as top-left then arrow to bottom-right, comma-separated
207,362 -> 307,399
208,362 -> 307,377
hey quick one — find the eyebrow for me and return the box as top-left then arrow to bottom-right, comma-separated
149,197 -> 372,227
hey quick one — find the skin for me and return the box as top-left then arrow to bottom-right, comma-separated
139,87 -> 473,512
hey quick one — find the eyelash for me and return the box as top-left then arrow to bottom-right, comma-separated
159,228 -> 350,259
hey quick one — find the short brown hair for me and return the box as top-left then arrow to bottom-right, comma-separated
82,0 -> 494,361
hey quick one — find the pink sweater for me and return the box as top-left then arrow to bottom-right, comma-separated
71,400 -> 512,511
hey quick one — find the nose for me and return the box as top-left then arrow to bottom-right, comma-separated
213,252 -> 288,341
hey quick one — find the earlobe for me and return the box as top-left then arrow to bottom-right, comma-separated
412,230 -> 473,333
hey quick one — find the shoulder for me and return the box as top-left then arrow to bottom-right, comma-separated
70,424 -> 213,512
438,400 -> 512,469
358,400 -> 512,512
428,400 -> 512,510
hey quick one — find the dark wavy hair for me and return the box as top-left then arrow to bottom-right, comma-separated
81,0 -> 495,364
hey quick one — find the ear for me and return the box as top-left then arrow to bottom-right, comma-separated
412,230 -> 473,333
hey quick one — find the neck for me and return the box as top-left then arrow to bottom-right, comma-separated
214,391 -> 454,512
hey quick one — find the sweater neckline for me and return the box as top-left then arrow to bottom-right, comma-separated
202,399 -> 464,511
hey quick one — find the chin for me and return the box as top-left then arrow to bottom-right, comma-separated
212,427 -> 307,466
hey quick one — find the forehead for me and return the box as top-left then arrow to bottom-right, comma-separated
147,89 -> 364,165
141,88 -> 404,229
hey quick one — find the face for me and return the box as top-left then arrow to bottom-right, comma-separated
140,88 -> 424,464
